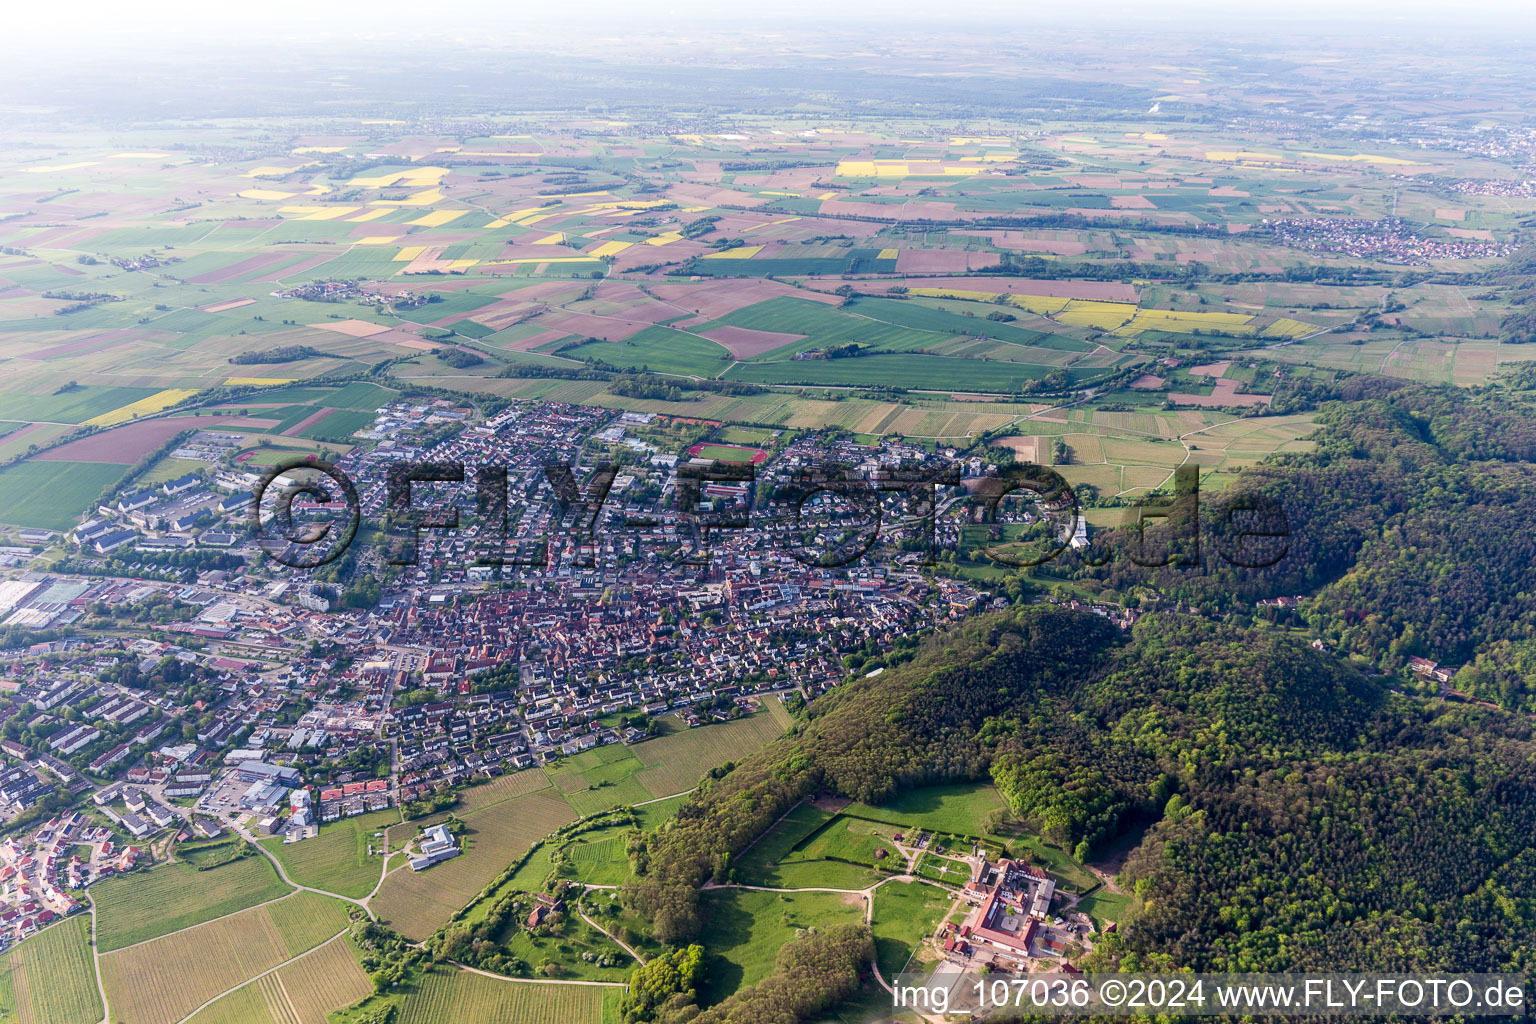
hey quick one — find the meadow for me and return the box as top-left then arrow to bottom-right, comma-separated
259,808 -> 399,899
843,781 -> 1008,837
696,888 -> 867,1004
869,880 -> 954,979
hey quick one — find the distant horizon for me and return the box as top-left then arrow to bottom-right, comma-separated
7,0 -> 1536,57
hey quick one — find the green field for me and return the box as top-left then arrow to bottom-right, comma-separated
870,880 -> 955,979
91,852 -> 291,951
697,888 -> 868,1005
563,326 -> 733,377
692,444 -> 764,463
0,916 -> 101,1024
259,809 -> 398,899
844,782 -> 1008,837
564,827 -> 635,887
0,385 -> 159,424
914,852 -> 973,886
0,460 -> 126,530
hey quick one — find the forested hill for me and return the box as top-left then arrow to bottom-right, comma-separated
626,606 -> 1536,978
1081,374 -> 1536,710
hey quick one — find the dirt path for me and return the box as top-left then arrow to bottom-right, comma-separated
577,905 -> 647,965
87,893 -> 110,1024
447,959 -> 626,988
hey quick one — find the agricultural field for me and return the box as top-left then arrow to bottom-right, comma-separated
91,851 -> 291,951
536,711 -> 789,818
629,712 -> 790,797
0,460 -> 125,530
259,809 -> 399,900
0,916 -> 101,1024
334,966 -> 618,1024
370,788 -> 578,940
99,891 -> 351,1024
185,934 -> 372,1024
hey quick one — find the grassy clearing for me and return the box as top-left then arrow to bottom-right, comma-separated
870,881 -> 954,979
259,808 -> 399,899
92,852 -> 290,951
1075,890 -> 1133,930
697,888 -> 867,1005
844,782 -> 1007,837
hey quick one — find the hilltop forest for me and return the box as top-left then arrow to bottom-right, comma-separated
624,603 -> 1536,980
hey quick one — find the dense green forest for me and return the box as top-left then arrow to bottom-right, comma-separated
1071,374 -> 1536,710
625,605 -> 1536,983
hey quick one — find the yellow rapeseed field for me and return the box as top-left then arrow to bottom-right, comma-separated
701,246 -> 764,259
85,389 -> 199,428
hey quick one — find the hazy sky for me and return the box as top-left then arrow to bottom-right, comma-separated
12,0 -> 1536,42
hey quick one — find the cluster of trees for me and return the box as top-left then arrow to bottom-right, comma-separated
436,347 -> 484,368
351,917 -> 430,995
1080,375 -> 1536,708
228,345 -> 322,364
433,889 -> 536,976
620,944 -> 704,1023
